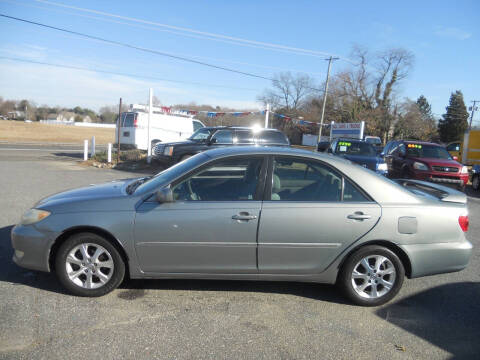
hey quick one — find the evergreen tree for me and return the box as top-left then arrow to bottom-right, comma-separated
438,90 -> 469,143
415,95 -> 437,140
416,95 -> 433,121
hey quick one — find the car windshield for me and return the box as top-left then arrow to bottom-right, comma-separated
189,128 -> 213,141
406,144 -> 452,159
365,137 -> 381,145
336,141 -> 376,156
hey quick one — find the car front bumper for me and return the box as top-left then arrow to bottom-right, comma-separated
11,224 -> 54,272
152,155 -> 175,167
410,170 -> 469,186
401,239 -> 473,278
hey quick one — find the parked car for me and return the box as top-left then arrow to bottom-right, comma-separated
153,126 -> 290,167
117,105 -> 205,151
472,165 -> 480,191
364,136 -> 383,153
328,138 -> 388,175
446,129 -> 480,166
384,140 -> 469,191
12,146 -> 472,306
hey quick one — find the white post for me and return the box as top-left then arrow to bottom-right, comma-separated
147,88 -> 153,163
90,136 -> 95,157
83,139 -> 88,161
107,143 -> 112,163
265,103 -> 270,128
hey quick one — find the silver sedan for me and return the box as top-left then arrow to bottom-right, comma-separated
11,146 -> 472,306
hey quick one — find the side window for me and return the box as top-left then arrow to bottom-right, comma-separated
256,131 -> 289,145
387,141 -> 398,155
234,130 -> 254,144
271,157 -> 342,202
211,130 -> 233,144
172,157 -> 264,201
193,121 -> 204,131
122,113 -> 135,127
343,179 -> 370,202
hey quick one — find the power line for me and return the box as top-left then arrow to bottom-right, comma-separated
33,0 -> 350,62
0,56 -> 261,91
0,13 -> 325,92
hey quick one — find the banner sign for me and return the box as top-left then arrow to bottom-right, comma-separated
330,121 -> 365,140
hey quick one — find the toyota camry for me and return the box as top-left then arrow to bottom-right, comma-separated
11,147 -> 472,306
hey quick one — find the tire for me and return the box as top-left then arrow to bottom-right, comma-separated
472,175 -> 480,191
55,233 -> 125,297
401,167 -> 410,179
338,245 -> 405,306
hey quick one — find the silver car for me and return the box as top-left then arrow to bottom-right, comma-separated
11,147 -> 472,306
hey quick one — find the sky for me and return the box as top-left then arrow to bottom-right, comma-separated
0,0 -> 478,124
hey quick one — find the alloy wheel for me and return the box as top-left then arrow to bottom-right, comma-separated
65,243 -> 114,289
351,255 -> 396,299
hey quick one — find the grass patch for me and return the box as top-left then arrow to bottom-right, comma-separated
0,120 -> 114,144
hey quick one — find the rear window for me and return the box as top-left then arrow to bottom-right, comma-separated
122,113 -> 136,127
256,130 -> 289,145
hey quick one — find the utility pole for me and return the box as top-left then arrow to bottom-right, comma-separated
469,100 -> 479,130
116,98 -> 122,164
318,56 -> 339,143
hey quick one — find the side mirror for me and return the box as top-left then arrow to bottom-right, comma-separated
453,156 -> 458,161
156,186 -> 174,203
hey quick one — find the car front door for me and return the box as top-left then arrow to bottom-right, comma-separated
134,155 -> 266,274
258,156 -> 381,274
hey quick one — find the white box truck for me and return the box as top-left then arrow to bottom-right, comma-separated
116,104 -> 205,151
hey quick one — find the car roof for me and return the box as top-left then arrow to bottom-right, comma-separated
402,140 -> 441,146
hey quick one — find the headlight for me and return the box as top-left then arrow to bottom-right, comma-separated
163,146 -> 174,156
20,209 -> 51,225
413,162 -> 428,171
461,166 -> 468,174
376,163 -> 388,171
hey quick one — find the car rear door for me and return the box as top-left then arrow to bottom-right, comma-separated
257,155 -> 381,274
134,155 -> 267,274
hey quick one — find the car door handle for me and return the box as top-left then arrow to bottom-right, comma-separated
232,213 -> 257,221
347,212 -> 371,221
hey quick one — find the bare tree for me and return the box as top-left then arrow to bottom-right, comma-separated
258,72 -> 317,111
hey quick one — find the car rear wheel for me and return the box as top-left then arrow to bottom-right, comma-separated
472,175 -> 480,191
338,245 -> 405,306
55,233 -> 125,297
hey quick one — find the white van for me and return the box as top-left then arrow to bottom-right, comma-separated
116,105 -> 205,151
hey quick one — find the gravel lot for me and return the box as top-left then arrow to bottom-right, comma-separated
0,144 -> 479,360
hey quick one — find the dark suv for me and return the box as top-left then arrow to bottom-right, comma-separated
153,126 -> 290,167
383,140 -> 469,191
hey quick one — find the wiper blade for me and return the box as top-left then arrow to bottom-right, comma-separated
126,176 -> 152,194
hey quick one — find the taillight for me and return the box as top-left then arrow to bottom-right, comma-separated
459,215 -> 469,232
133,114 -> 138,128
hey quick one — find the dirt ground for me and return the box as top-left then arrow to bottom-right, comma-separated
0,120 -> 115,144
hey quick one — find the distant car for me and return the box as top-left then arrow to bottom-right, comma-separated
472,165 -> 480,191
11,146 -> 472,306
153,126 -> 290,167
383,140 -> 469,191
446,142 -> 461,161
317,141 -> 330,152
328,138 -> 388,175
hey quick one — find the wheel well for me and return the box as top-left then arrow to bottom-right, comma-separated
48,226 -> 129,277
338,240 -> 412,278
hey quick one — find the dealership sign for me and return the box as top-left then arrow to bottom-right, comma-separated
330,121 -> 365,140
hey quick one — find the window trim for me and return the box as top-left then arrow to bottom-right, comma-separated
264,155 -> 374,203
169,155 -> 268,202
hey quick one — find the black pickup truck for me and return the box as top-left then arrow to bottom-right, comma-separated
153,126 -> 290,167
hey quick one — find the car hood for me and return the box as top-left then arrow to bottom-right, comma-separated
340,154 -> 381,170
409,157 -> 461,167
35,178 -> 134,208
160,140 -> 198,147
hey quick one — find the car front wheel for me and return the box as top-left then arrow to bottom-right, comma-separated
55,233 -> 125,297
338,245 -> 405,306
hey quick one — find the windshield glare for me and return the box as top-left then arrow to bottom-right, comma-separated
406,144 -> 452,159
336,141 -> 376,156
189,128 -> 212,141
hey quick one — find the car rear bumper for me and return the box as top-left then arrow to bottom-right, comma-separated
401,239 -> 473,278
11,224 -> 53,272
